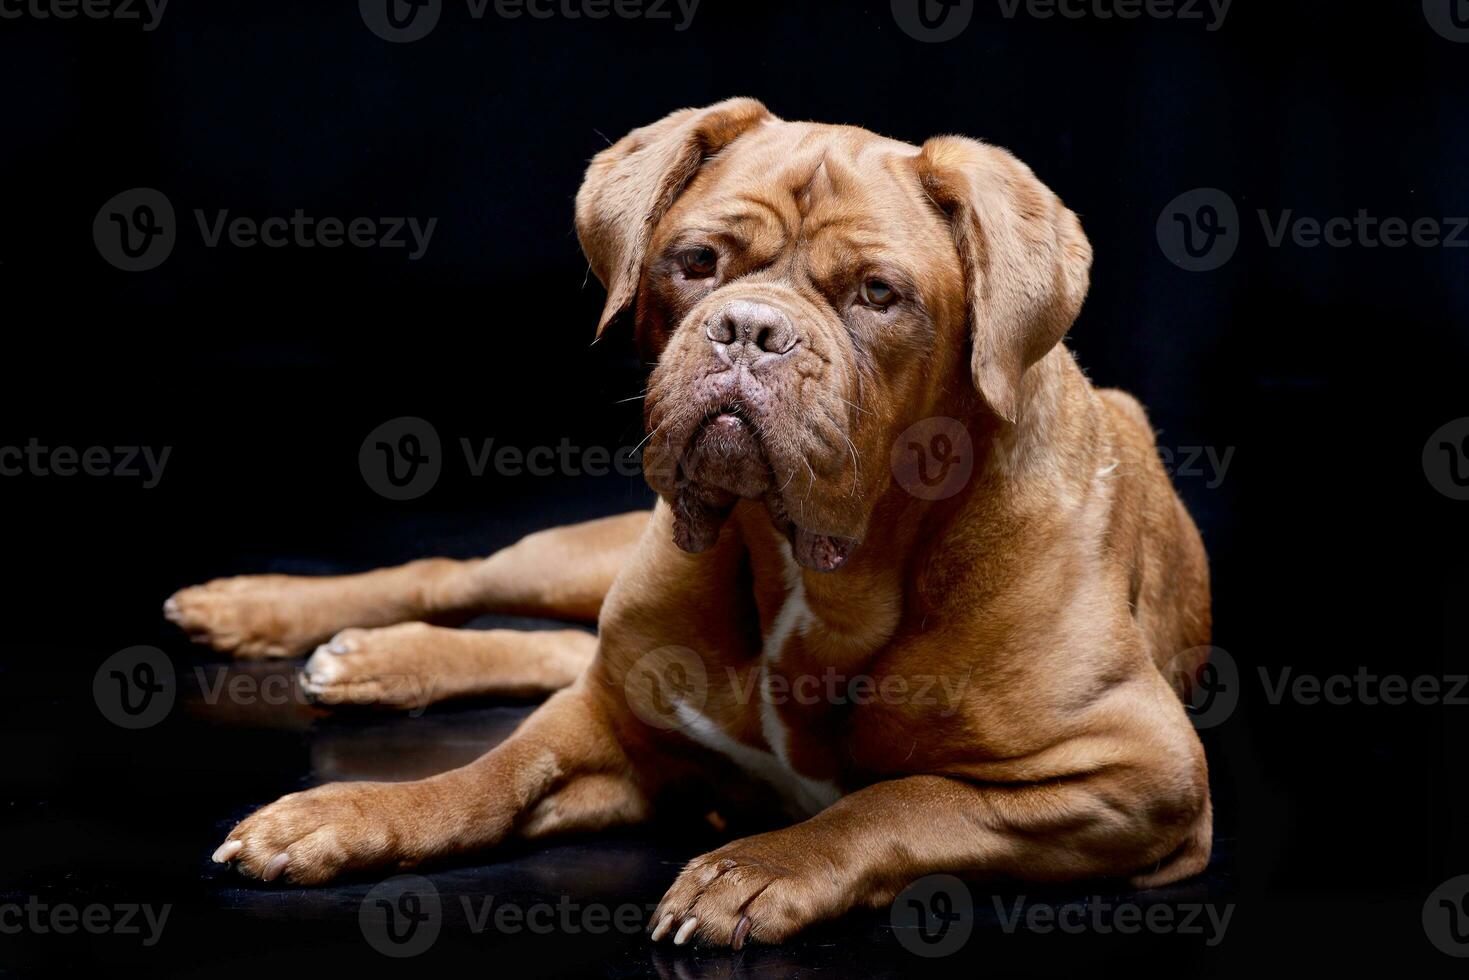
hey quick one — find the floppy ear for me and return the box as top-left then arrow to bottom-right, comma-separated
917,137 -> 1092,423
575,98 -> 775,339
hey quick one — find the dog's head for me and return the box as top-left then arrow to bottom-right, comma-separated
576,99 -> 1091,571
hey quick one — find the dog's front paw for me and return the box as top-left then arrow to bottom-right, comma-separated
649,833 -> 846,949
300,624 -> 441,709
166,575 -> 340,659
212,782 -> 416,885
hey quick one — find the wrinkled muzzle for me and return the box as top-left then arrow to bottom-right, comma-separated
642,295 -> 863,573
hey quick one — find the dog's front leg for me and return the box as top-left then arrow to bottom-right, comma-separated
651,768 -> 1211,949
213,684 -> 647,884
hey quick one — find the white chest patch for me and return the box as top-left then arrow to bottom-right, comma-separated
672,544 -> 842,816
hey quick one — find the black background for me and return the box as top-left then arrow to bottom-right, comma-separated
2,0 -> 1467,975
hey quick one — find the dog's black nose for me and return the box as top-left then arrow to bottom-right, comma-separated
706,301 -> 798,358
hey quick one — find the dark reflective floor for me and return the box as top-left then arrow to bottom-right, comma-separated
2,601 -> 1235,978
9,484 -> 1458,976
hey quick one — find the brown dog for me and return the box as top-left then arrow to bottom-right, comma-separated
166,98 -> 1213,949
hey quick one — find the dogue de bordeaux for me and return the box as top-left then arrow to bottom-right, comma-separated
166,98 -> 1213,949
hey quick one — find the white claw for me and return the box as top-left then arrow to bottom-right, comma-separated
304,649 -> 342,684
673,917 -> 698,946
212,840 -> 243,863
650,913 -> 674,941
262,852 -> 290,882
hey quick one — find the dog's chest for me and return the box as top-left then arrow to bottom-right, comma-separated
674,559 -> 847,816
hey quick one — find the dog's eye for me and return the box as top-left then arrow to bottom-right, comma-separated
679,246 -> 719,279
859,278 -> 898,309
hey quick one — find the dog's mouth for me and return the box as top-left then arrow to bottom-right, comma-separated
669,407 -> 859,573
682,408 -> 772,499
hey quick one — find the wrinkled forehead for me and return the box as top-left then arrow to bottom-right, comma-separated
664,122 -> 958,274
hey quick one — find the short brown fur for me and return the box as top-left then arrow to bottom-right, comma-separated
171,100 -> 1212,949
